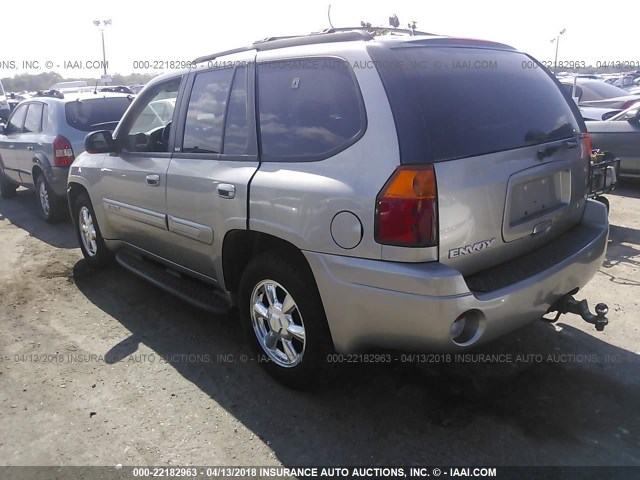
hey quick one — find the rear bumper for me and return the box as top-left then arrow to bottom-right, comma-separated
305,199 -> 609,353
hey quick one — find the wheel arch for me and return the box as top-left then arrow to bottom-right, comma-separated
222,230 -> 315,300
67,181 -> 89,225
31,153 -> 51,186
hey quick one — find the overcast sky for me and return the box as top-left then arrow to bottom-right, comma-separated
1,0 -> 637,78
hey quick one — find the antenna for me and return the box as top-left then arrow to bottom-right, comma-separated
327,4 -> 334,28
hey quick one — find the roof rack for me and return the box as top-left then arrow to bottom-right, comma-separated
34,89 -> 64,99
193,29 -> 375,64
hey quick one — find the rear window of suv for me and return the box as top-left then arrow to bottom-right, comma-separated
257,58 -> 366,161
65,97 -> 131,132
369,46 -> 581,163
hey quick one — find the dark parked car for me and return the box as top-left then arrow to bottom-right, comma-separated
0,90 -> 132,222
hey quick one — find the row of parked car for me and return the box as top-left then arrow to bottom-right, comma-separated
0,29 -> 618,388
558,76 -> 640,178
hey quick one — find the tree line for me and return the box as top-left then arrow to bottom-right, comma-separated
1,72 -> 156,93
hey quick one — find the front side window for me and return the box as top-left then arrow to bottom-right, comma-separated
6,104 -> 27,134
125,77 -> 182,153
257,59 -> 365,160
23,103 -> 44,133
182,68 -> 234,154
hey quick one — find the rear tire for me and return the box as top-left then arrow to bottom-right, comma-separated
36,175 -> 65,223
0,170 -> 17,199
74,191 -> 112,268
239,251 -> 334,389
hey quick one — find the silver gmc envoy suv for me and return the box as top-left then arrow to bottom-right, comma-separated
67,29 -> 610,388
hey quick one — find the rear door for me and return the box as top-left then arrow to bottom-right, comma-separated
0,104 -> 28,182
98,77 -> 183,255
370,43 -> 588,276
15,102 -> 45,186
164,60 -> 258,280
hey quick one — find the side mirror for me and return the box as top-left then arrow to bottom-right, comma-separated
85,130 -> 115,154
628,110 -> 640,124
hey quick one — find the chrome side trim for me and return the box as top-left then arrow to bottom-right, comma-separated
168,215 -> 214,245
102,198 -> 167,230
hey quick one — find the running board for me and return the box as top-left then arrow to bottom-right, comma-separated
115,250 -> 232,315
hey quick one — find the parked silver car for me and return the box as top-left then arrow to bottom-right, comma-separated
0,90 -> 132,222
588,102 -> 640,178
561,78 -> 640,110
67,29 -> 610,388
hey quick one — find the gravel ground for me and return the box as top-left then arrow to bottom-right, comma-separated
0,183 -> 639,469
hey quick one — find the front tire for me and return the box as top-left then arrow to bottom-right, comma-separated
0,170 -> 17,199
36,175 -> 65,223
74,191 -> 112,268
239,251 -> 334,389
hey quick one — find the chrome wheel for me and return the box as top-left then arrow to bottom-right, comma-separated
79,206 -> 98,257
250,280 -> 306,368
39,180 -> 50,216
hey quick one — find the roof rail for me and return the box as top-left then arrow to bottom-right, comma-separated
193,30 -> 373,64
34,89 -> 64,99
320,26 -> 435,36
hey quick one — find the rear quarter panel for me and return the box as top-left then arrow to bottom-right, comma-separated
248,45 -> 401,260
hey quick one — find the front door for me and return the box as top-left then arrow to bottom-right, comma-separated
98,76 -> 183,256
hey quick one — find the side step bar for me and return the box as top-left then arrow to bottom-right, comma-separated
115,250 -> 232,315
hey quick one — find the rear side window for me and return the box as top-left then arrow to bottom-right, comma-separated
222,66 -> 249,155
65,97 -> 131,132
183,68 -> 234,153
23,103 -> 43,133
257,59 -> 365,160
370,46 -> 581,163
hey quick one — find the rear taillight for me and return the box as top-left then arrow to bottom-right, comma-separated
579,132 -> 591,162
621,100 -> 639,110
53,135 -> 74,167
375,165 -> 438,247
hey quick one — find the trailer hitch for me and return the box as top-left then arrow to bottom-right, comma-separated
544,294 -> 609,331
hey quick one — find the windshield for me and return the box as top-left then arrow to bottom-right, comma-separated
65,97 -> 131,131
578,82 -> 629,101
370,46 -> 580,163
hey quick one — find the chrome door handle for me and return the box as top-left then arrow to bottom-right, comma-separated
217,183 -> 235,199
146,174 -> 160,186
27,145 -> 34,151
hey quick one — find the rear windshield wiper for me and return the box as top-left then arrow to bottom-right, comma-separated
90,121 -> 120,129
524,123 -> 578,160
535,138 -> 579,161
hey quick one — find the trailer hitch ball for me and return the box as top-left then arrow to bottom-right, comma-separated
595,303 -> 608,316
595,303 -> 608,331
544,295 -> 609,331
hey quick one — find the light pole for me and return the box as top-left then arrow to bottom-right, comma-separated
550,28 -> 566,75
93,19 -> 112,80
